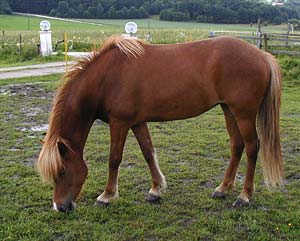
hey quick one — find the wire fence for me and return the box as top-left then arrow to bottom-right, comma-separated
209,30 -> 300,55
0,29 -> 210,56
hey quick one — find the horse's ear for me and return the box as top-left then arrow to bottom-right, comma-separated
40,132 -> 46,145
57,142 -> 68,158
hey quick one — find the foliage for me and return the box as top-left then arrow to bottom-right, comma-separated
0,0 -> 12,14
160,0 -> 299,24
5,0 -> 300,24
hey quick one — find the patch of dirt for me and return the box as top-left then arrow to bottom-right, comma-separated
286,172 -> 300,181
199,180 -> 215,188
0,83 -> 52,98
1,83 -> 54,167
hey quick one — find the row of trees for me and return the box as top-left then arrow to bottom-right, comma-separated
3,0 -> 300,24
0,0 -> 12,14
160,0 -> 299,24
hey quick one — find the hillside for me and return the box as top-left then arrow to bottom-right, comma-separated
3,0 -> 300,24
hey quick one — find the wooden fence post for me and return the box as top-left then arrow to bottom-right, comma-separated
18,34 -> 22,55
264,33 -> 268,52
286,28 -> 290,48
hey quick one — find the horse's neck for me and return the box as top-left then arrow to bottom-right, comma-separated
58,77 -> 98,154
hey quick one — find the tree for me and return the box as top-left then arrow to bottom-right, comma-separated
95,3 -> 104,18
57,1 -> 69,17
0,0 -> 12,14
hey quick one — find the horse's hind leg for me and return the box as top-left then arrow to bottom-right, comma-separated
212,104 -> 244,199
95,120 -> 130,206
233,116 -> 259,207
132,122 -> 166,202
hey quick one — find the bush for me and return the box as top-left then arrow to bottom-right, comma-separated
160,9 -> 190,22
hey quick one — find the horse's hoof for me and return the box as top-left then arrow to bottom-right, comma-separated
211,191 -> 226,199
145,193 -> 161,204
232,198 -> 249,208
94,200 -> 110,208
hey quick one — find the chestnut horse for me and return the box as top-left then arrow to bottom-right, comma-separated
37,36 -> 283,212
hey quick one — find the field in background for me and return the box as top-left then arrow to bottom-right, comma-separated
0,13 -> 300,241
0,14 -> 292,32
1,14 -> 296,67
0,56 -> 299,240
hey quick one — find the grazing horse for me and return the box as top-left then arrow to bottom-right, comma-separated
37,36 -> 283,212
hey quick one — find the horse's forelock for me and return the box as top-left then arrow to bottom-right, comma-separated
36,136 -> 65,182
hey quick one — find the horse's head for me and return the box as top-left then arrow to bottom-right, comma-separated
37,138 -> 88,212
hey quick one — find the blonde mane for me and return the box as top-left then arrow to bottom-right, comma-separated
37,36 -> 144,182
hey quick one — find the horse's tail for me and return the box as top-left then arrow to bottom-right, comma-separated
257,53 -> 284,188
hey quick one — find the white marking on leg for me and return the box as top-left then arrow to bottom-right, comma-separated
96,191 -> 119,203
71,200 -> 77,209
149,151 -> 167,197
53,201 -> 58,212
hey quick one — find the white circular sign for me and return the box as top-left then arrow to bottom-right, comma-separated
40,20 -> 51,31
125,22 -> 138,34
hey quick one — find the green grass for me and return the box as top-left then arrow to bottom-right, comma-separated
0,14 -> 115,31
0,54 -> 70,68
78,17 -> 291,32
0,56 -> 299,240
0,14 -> 292,32
1,14 -> 296,67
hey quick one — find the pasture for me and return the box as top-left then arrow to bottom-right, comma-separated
0,14 -> 292,31
0,14 -> 300,240
0,56 -> 300,240
0,14 -> 297,67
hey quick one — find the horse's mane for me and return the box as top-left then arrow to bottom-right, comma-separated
37,36 -> 145,182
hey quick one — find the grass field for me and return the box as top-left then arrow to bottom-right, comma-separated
0,55 -> 299,240
0,14 -> 292,32
0,14 -> 296,68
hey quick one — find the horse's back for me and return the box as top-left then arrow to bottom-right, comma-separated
100,37 -> 271,122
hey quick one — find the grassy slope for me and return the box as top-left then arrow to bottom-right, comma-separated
0,14 -> 293,68
0,56 -> 299,240
0,14 -> 115,31
0,14 -> 290,32
78,18 -> 290,32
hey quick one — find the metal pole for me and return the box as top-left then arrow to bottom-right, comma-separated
64,32 -> 68,74
19,34 -> 22,55
286,23 -> 290,48
256,19 -> 262,49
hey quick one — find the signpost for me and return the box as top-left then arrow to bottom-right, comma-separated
39,20 -> 52,57
124,22 -> 138,38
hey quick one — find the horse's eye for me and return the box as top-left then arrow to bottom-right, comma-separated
58,169 -> 66,177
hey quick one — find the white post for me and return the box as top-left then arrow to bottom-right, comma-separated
39,30 -> 52,57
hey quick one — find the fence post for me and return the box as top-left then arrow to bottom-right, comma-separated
2,30 -> 4,38
286,26 -> 290,48
264,33 -> 268,52
18,34 -> 22,55
256,19 -> 262,49
64,32 -> 68,74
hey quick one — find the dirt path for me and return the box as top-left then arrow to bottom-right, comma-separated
0,61 -> 76,79
0,53 -> 89,80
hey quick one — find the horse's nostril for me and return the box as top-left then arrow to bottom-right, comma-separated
68,202 -> 74,211
57,205 -> 67,212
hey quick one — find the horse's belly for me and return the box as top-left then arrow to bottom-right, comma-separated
143,93 -> 218,122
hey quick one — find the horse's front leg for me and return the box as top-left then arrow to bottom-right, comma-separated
95,120 -> 130,206
132,122 -> 166,203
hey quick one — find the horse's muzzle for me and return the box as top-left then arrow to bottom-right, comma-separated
53,200 -> 76,212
